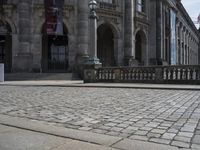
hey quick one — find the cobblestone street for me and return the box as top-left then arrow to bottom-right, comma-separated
0,85 -> 200,149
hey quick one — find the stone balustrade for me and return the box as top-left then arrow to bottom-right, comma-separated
84,65 -> 200,84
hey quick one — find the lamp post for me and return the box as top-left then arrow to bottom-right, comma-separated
87,0 -> 101,67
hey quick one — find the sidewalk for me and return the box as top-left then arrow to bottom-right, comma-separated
0,115 -> 182,150
0,124 -> 117,150
0,80 -> 200,90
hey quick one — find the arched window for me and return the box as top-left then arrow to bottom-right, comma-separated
136,0 -> 145,13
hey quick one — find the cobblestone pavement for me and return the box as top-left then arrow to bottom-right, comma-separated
0,86 -> 200,149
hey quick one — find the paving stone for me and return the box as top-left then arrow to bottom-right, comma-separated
174,136 -> 191,143
191,144 -> 200,149
147,133 -> 161,138
145,122 -> 160,128
178,132 -> 194,138
149,138 -> 171,145
110,127 -> 123,132
192,135 -> 200,144
181,126 -> 196,132
139,126 -> 152,131
167,128 -> 179,134
129,135 -> 149,141
134,130 -> 149,136
91,129 -> 108,134
162,133 -> 176,140
79,127 -> 92,131
116,123 -> 129,128
171,141 -> 190,148
151,129 -> 166,134
104,123 -> 118,127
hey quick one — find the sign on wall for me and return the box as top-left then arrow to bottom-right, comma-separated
44,0 -> 64,35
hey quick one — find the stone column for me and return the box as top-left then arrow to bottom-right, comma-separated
77,0 -> 89,64
14,0 -> 32,72
124,0 -> 135,66
156,0 -> 163,65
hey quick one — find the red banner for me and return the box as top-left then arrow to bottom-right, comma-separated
44,0 -> 64,35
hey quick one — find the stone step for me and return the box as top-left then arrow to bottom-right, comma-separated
5,73 -> 80,81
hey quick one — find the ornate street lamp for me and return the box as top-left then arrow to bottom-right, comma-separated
87,0 -> 101,67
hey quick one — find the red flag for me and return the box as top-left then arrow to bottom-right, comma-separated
44,0 -> 64,35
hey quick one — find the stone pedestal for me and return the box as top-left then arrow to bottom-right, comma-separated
83,58 -> 102,83
0,63 -> 4,82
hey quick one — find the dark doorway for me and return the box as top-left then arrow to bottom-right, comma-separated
97,24 -> 115,67
42,24 -> 69,72
0,21 -> 12,72
135,30 -> 146,65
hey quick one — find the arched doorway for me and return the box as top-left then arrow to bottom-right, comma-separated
135,30 -> 147,65
97,24 -> 115,67
42,23 -> 69,72
0,21 -> 12,72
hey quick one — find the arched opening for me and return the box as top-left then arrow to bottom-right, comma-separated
0,21 -> 12,72
97,24 -> 115,67
135,30 -> 147,65
42,23 -> 69,72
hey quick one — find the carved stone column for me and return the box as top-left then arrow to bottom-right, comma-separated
124,0 -> 135,66
77,0 -> 89,64
156,0 -> 163,65
13,0 -> 32,72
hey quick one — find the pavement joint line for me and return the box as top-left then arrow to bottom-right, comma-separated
1,83 -> 200,91
0,114 -> 123,148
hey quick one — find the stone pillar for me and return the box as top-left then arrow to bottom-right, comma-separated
124,0 -> 135,66
156,0 -> 163,65
77,0 -> 89,64
14,0 -> 32,72
180,26 -> 183,65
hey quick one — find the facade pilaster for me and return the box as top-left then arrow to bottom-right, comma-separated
77,0 -> 89,62
13,0 -> 32,72
124,0 -> 135,66
156,0 -> 163,65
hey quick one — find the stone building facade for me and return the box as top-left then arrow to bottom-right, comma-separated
0,0 -> 199,73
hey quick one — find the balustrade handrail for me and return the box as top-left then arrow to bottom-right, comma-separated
84,65 -> 200,84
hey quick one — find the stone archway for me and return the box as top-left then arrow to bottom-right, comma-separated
0,21 -> 12,72
135,30 -> 147,65
42,23 -> 69,72
97,23 -> 116,67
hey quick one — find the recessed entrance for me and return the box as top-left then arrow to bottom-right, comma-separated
0,21 -> 12,72
97,24 -> 115,67
135,30 -> 147,65
42,24 -> 69,72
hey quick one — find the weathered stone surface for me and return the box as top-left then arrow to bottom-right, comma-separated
0,86 -> 200,149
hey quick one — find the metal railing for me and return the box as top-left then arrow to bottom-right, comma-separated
84,65 -> 200,84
